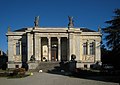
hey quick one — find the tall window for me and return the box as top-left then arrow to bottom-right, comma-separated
83,42 -> 87,55
89,42 -> 95,55
16,42 -> 20,55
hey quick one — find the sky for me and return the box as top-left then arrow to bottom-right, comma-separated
0,0 -> 120,52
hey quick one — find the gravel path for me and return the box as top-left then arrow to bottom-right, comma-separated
0,72 -> 119,85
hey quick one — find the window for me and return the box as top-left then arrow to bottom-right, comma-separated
83,42 -> 87,55
89,42 -> 95,55
84,64 -> 87,68
16,42 -> 20,55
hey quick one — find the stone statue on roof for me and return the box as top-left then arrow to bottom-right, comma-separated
68,16 -> 74,28
98,26 -> 101,32
8,26 -> 11,32
34,16 -> 39,27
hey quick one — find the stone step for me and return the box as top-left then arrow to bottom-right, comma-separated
36,61 -> 60,72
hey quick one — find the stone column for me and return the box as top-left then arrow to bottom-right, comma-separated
34,34 -> 39,61
58,37 -> 61,61
79,39 -> 83,61
19,41 -> 22,62
48,37 -> 51,61
19,41 -> 22,56
27,33 -> 32,61
39,37 -> 41,61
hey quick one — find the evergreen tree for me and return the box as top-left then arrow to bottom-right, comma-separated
103,9 -> 120,49
102,9 -> 120,67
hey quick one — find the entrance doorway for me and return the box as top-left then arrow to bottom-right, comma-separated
51,37 -> 58,61
51,47 -> 57,61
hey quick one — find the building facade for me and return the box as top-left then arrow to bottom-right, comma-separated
6,17 -> 102,69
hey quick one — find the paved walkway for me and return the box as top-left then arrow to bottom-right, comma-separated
0,72 -> 119,85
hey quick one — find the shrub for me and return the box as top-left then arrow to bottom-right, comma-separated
12,68 -> 26,76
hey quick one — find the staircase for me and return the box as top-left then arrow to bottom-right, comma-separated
36,61 -> 60,72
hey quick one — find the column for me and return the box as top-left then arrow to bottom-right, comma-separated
48,37 -> 51,61
39,37 -> 41,61
35,34 -> 39,61
19,41 -> 22,55
58,37 -> 61,61
79,39 -> 82,61
27,33 -> 31,61
19,41 -> 22,62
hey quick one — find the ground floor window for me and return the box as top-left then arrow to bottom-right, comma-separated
83,41 -> 95,55
89,42 -> 95,55
83,42 -> 87,55
16,42 -> 20,55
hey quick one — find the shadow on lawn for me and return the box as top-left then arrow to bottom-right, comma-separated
47,66 -> 120,83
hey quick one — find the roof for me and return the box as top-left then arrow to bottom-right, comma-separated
14,28 -> 27,32
14,27 -> 96,32
80,28 -> 96,32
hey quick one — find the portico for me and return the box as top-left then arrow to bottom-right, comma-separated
28,32 -> 68,62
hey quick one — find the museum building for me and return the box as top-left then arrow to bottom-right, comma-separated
6,16 -> 102,69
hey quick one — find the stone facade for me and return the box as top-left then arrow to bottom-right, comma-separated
6,19 -> 102,69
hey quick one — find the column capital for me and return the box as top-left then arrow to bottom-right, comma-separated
57,37 -> 61,39
87,39 -> 89,42
47,37 -> 51,39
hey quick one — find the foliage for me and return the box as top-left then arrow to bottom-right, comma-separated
102,9 -> 120,67
0,68 -> 29,78
102,9 -> 120,50
12,68 -> 26,76
101,44 -> 111,64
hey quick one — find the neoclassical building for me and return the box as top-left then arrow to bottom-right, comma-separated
6,17 -> 102,69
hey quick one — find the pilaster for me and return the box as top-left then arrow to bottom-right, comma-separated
68,32 -> 74,60
79,38 -> 82,61
8,36 -> 14,62
95,41 -> 101,62
39,37 -> 41,61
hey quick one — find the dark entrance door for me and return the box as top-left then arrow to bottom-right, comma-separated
51,47 -> 57,61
